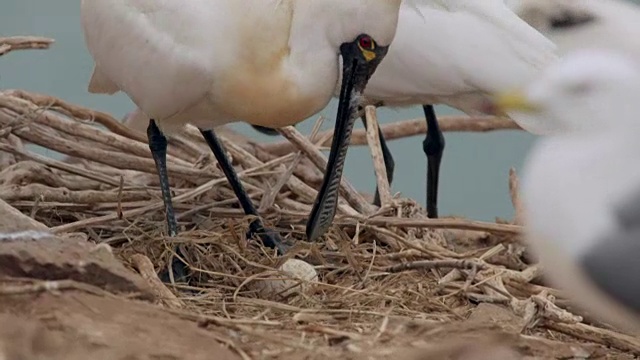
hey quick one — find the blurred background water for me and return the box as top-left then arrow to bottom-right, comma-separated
0,1 -> 551,221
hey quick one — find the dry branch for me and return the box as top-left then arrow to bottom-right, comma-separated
5,90 -> 147,144
0,183 -> 159,203
130,254 -> 184,309
364,106 -> 392,207
0,143 -> 122,187
385,259 -> 485,273
339,216 -> 522,235
0,36 -> 54,56
277,126 -> 374,215
263,116 -> 521,156
509,168 -> 525,226
546,321 -> 640,355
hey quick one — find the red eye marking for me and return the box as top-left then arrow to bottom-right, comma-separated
358,36 -> 374,50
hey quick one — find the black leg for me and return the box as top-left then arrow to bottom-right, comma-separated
147,120 -> 189,282
199,129 -> 287,254
422,105 -> 445,218
361,116 -> 395,206
251,125 -> 280,136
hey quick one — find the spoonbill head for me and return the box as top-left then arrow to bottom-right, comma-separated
81,0 -> 404,280
492,49 -> 640,134
512,0 -> 640,62
493,50 -> 640,331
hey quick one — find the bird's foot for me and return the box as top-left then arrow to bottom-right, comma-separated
373,189 -> 382,208
158,253 -> 190,284
247,221 -> 289,255
372,187 -> 402,210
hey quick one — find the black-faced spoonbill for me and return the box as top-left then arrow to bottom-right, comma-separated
80,0 -> 403,278
253,0 -> 558,218
359,0 -> 558,217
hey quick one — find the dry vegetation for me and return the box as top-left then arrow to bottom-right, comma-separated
0,35 -> 638,360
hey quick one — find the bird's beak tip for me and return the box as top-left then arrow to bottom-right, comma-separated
485,91 -> 540,115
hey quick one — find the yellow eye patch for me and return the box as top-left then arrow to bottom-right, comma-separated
357,36 -> 376,62
359,48 -> 377,62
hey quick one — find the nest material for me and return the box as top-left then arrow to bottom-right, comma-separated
0,36 -> 638,359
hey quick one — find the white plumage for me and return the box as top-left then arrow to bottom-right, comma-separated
355,0 -> 559,134
494,49 -> 640,332
82,0 -> 402,133
80,0 -> 406,262
512,0 -> 640,63
331,0 -> 559,217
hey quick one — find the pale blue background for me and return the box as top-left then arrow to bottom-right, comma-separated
0,1 -> 550,221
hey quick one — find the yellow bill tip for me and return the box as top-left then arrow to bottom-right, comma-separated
491,90 -> 541,114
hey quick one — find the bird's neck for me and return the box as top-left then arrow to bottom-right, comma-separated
214,43 -> 337,128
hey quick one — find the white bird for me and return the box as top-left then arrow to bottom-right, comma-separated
493,49 -> 640,332
254,0 -> 558,217
511,0 -> 640,61
357,0 -> 558,217
80,0 -> 403,278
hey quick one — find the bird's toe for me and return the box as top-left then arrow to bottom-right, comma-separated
247,222 -> 289,255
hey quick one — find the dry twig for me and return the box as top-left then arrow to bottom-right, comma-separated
364,106 -> 392,207
277,126 -> 374,215
130,254 -> 184,309
263,116 -> 520,156
508,168 -> 525,226
0,36 -> 54,56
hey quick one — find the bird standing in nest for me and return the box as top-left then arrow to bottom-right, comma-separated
254,0 -> 558,219
80,0 -> 404,280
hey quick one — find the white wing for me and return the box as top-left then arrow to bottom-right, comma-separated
366,0 -> 557,110
517,0 -> 640,63
80,0 -> 236,120
88,66 -> 119,94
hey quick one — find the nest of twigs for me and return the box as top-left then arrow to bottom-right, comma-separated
0,36 -> 638,359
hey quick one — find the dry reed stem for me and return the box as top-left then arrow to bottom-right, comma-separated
258,118 -> 325,212
439,245 -> 505,285
0,182 -> 164,203
5,90 -> 147,144
130,254 -> 184,309
0,103 -> 206,181
364,106 -> 392,207
220,133 -> 359,218
264,116 -> 521,156
508,168 -> 525,226
49,154 -> 296,233
385,260 -> 485,273
5,90 -> 199,162
0,36 -> 54,56
0,143 -> 122,187
339,216 -> 522,235
277,126 -> 374,215
546,321 -> 640,355
0,94 -> 193,166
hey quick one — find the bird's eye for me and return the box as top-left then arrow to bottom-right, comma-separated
358,36 -> 375,50
550,10 -> 596,29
